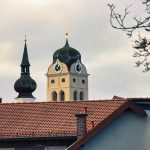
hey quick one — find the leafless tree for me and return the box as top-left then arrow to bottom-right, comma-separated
108,0 -> 150,72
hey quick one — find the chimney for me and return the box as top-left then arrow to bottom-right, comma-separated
84,106 -> 88,114
90,121 -> 94,129
75,113 -> 88,139
0,97 -> 2,103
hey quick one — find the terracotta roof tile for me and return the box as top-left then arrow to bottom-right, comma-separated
0,99 -> 128,139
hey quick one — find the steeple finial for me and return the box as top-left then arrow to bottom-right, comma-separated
65,32 -> 69,39
24,34 -> 27,43
21,36 -> 30,67
64,31 -> 69,47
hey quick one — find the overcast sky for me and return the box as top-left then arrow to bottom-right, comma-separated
0,0 -> 149,102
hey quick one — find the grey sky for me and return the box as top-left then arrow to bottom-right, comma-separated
0,0 -> 149,102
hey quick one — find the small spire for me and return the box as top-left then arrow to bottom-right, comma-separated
21,36 -> 30,67
64,32 -> 69,47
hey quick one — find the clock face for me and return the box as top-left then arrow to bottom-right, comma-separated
75,61 -> 82,74
53,60 -> 62,73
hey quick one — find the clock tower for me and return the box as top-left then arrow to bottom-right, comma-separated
46,37 -> 89,102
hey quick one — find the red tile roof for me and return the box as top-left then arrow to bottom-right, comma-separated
0,99 -> 144,140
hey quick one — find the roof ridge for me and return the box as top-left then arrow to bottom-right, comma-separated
0,99 -> 127,105
0,99 -> 129,140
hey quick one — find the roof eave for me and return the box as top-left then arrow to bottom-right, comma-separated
0,136 -> 77,142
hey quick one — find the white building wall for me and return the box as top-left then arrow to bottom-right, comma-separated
79,110 -> 150,150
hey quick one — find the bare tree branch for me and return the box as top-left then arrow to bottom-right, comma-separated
108,1 -> 150,72
108,3 -> 150,36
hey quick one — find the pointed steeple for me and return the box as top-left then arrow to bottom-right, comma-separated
21,39 -> 30,66
20,36 -> 30,75
14,37 -> 37,102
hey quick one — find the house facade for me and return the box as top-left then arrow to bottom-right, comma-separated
68,109 -> 149,150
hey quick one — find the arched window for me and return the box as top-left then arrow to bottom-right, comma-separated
79,91 -> 84,100
73,91 -> 78,101
82,79 -> 85,84
22,67 -> 28,73
60,91 -> 65,101
62,78 -> 65,82
52,91 -> 57,101
73,78 -> 76,83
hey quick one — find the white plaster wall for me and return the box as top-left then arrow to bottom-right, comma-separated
79,110 -> 150,150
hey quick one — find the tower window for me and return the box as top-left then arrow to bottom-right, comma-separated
73,91 -> 78,101
60,91 -> 65,101
82,79 -> 85,84
52,91 -> 57,101
62,78 -> 65,82
73,78 -> 76,83
79,91 -> 84,100
51,79 -> 55,83
22,67 -> 29,73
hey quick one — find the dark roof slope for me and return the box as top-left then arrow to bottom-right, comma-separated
0,99 -> 145,141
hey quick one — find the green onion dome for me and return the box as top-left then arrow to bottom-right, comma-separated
53,39 -> 81,70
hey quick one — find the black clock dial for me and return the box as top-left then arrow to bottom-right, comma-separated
53,60 -> 62,73
75,61 -> 82,74
55,64 -> 61,71
76,64 -> 81,72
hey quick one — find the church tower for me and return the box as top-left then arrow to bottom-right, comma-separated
14,37 -> 37,103
46,36 -> 89,102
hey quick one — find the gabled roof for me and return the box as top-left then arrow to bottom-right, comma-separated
67,100 -> 146,150
113,95 -> 150,109
0,99 -> 145,141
